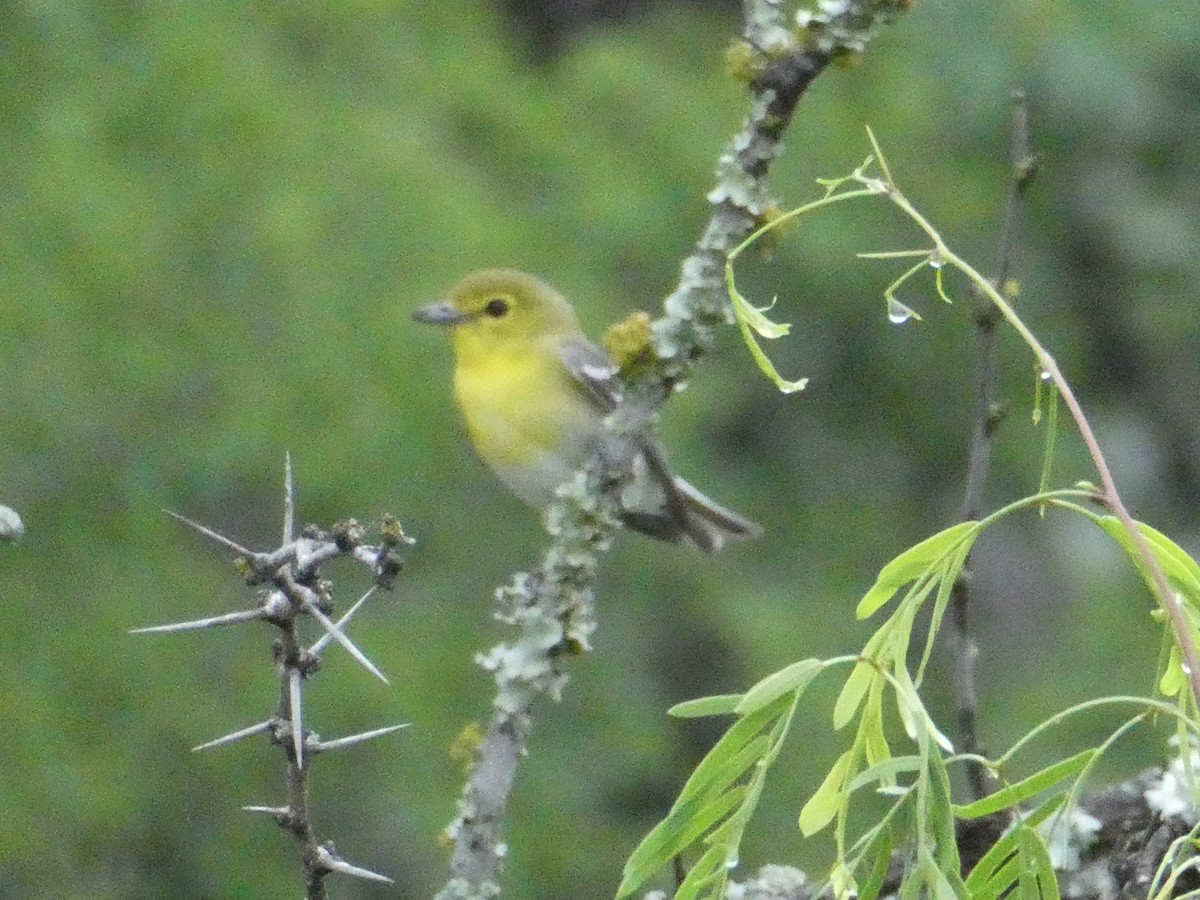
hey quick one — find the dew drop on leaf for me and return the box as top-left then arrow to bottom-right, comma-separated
887,297 -> 915,324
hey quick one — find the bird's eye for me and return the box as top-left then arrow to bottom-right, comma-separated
483,297 -> 509,318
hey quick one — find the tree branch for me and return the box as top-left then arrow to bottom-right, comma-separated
951,89 -> 1037,801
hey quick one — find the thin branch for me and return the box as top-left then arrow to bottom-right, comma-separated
951,89 -> 1036,801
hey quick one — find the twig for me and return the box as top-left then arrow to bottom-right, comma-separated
434,3 -> 912,898
136,464 -> 410,898
951,89 -> 1036,801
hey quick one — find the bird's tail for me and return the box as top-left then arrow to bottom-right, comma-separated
619,442 -> 763,553
670,476 -> 763,553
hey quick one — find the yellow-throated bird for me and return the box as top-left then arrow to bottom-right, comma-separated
414,269 -> 762,552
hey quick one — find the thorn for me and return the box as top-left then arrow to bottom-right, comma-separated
316,845 -> 394,884
283,453 -> 295,544
130,607 -> 265,634
164,509 -> 253,556
242,805 -> 294,828
289,668 -> 305,768
305,601 -> 389,685
309,586 -> 377,655
192,720 -> 273,752
311,723 -> 410,753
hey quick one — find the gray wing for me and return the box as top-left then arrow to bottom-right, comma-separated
557,337 -> 623,413
557,336 -> 761,552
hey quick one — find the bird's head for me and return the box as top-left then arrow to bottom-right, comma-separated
413,269 -> 583,358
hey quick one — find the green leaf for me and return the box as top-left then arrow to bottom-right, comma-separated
1097,516 -> 1200,603
954,749 -> 1096,819
673,695 -> 790,809
736,291 -> 791,339
1161,644 -> 1185,697
916,536 -> 974,683
727,268 -> 808,394
924,850 -> 966,900
927,753 -> 962,879
975,855 -> 1021,900
736,658 -> 824,715
679,734 -> 771,809
618,694 -> 791,898
616,787 -> 747,898
669,694 -> 743,718
855,821 -> 899,900
799,750 -> 853,836
857,521 -> 978,618
892,666 -> 952,750
831,861 -> 858,900
899,863 -> 924,900
862,679 -> 892,770
965,794 -> 1066,895
847,755 -> 922,793
674,842 -> 729,900
833,659 -> 876,730
1016,824 -> 1060,900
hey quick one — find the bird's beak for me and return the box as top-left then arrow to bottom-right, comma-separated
413,300 -> 471,326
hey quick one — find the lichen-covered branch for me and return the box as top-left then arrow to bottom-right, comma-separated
436,3 -> 911,897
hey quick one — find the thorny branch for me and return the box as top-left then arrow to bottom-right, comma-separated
134,458 -> 411,899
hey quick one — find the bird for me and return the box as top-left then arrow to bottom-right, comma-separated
413,268 -> 762,553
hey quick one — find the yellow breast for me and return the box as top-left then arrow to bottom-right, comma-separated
452,336 -> 601,508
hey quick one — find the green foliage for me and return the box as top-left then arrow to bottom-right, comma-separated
952,751 -> 1095,820
619,675 -> 815,899
627,510 -> 1200,897
1094,516 -> 1200,702
622,150 -> 1200,898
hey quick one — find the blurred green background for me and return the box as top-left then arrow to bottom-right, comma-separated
2,1 -> 1198,897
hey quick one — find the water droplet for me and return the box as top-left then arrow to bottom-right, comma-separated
725,849 -> 740,870
928,254 -> 943,270
887,297 -> 916,324
1039,370 -> 1052,382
